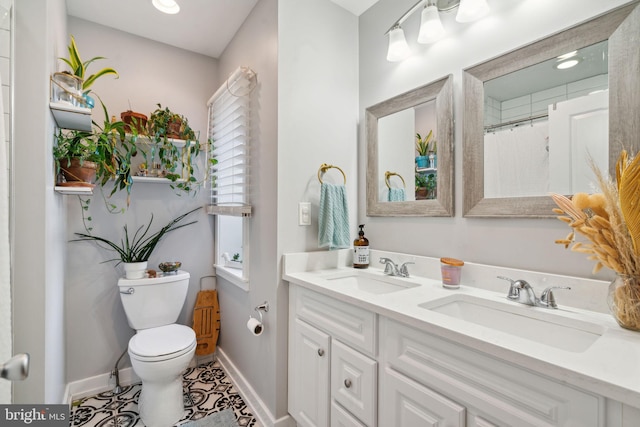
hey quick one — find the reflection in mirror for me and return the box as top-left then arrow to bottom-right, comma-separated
378,100 -> 437,202
483,40 -> 608,198
367,75 -> 453,217
463,2 -> 640,217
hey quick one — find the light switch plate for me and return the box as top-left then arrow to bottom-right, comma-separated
298,202 -> 311,226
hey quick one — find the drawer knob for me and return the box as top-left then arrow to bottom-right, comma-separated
317,348 -> 325,357
344,379 -> 352,388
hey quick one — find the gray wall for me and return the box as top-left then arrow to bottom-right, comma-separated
357,0 -> 629,281
215,0 -> 359,422
63,18 -> 218,383
215,0 -> 280,418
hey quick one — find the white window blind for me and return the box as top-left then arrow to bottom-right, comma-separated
207,66 -> 256,217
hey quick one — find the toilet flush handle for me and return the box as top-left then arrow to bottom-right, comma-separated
120,287 -> 135,295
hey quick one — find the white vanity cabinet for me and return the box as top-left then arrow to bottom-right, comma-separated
289,285 -> 378,427
380,317 -> 602,427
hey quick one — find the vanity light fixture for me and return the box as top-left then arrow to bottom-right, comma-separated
152,0 -> 180,15
386,0 -> 490,62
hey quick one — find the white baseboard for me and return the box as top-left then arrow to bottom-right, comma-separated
216,348 -> 295,427
64,367 -> 140,404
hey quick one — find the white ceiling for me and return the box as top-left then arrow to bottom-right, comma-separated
66,0 -> 380,59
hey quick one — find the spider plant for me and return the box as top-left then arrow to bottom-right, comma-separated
72,207 -> 201,264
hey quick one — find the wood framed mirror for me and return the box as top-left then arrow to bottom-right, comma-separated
463,2 -> 639,217
366,74 -> 454,217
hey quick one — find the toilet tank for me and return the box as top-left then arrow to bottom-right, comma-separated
117,271 -> 190,330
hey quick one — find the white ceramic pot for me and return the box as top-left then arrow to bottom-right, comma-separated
123,261 -> 148,279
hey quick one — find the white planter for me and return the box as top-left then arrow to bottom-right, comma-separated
123,261 -> 148,279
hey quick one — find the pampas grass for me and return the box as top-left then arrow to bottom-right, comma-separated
551,150 -> 640,330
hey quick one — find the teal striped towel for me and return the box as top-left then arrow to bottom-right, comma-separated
318,182 -> 350,250
388,188 -> 405,202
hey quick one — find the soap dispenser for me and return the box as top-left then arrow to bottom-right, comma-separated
353,224 -> 370,269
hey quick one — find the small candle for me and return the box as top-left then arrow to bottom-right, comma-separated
440,257 -> 464,288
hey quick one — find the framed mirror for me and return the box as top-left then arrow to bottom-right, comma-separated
366,74 -> 453,216
463,2 -> 640,217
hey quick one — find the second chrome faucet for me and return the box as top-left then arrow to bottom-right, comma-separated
379,257 -> 414,278
498,276 -> 571,309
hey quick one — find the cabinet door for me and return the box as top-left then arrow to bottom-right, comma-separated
289,318 -> 330,427
331,401 -> 367,427
331,340 -> 377,426
380,367 -> 465,427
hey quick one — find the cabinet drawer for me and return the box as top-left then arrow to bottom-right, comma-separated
380,367 -> 465,427
331,340 -> 377,426
331,401 -> 366,427
380,317 -> 603,427
295,286 -> 376,356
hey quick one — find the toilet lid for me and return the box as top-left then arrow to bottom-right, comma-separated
129,324 -> 196,360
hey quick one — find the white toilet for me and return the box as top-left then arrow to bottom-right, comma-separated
118,270 -> 196,427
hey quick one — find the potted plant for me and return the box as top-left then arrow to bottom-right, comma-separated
146,104 -> 202,193
416,130 -> 433,169
415,173 -> 428,200
56,35 -> 118,108
72,207 -> 201,279
53,100 -> 141,212
53,129 -> 101,186
148,104 -> 195,141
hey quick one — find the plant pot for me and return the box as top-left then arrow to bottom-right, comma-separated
123,261 -> 148,280
608,274 -> 640,331
416,156 -> 428,168
59,158 -> 98,184
121,110 -> 148,135
166,118 -> 182,139
415,187 -> 428,200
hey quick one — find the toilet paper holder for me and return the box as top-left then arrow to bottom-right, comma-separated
251,301 -> 269,323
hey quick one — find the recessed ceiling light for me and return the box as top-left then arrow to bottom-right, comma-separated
557,51 -> 578,60
555,58 -> 582,69
152,0 -> 180,14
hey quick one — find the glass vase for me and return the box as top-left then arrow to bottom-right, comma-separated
607,274 -> 640,332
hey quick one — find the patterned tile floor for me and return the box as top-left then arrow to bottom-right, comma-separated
70,361 -> 259,427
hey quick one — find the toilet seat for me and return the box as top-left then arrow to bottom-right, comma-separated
129,324 -> 196,362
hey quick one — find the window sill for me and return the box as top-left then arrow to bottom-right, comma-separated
214,264 -> 249,291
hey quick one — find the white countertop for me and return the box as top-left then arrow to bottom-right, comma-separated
283,250 -> 640,409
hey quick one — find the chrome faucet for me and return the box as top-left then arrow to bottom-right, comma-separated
498,276 -> 571,309
379,258 -> 414,278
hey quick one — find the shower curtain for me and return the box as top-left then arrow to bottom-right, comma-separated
484,121 -> 549,198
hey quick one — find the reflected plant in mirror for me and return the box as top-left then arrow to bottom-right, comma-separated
367,74 -> 453,217
463,2 -> 640,217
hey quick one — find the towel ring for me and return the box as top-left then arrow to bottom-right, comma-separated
385,171 -> 406,189
318,163 -> 346,184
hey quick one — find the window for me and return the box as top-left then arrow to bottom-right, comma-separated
207,67 -> 256,289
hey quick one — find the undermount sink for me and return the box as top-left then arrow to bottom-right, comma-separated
420,294 -> 605,352
321,270 -> 420,295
